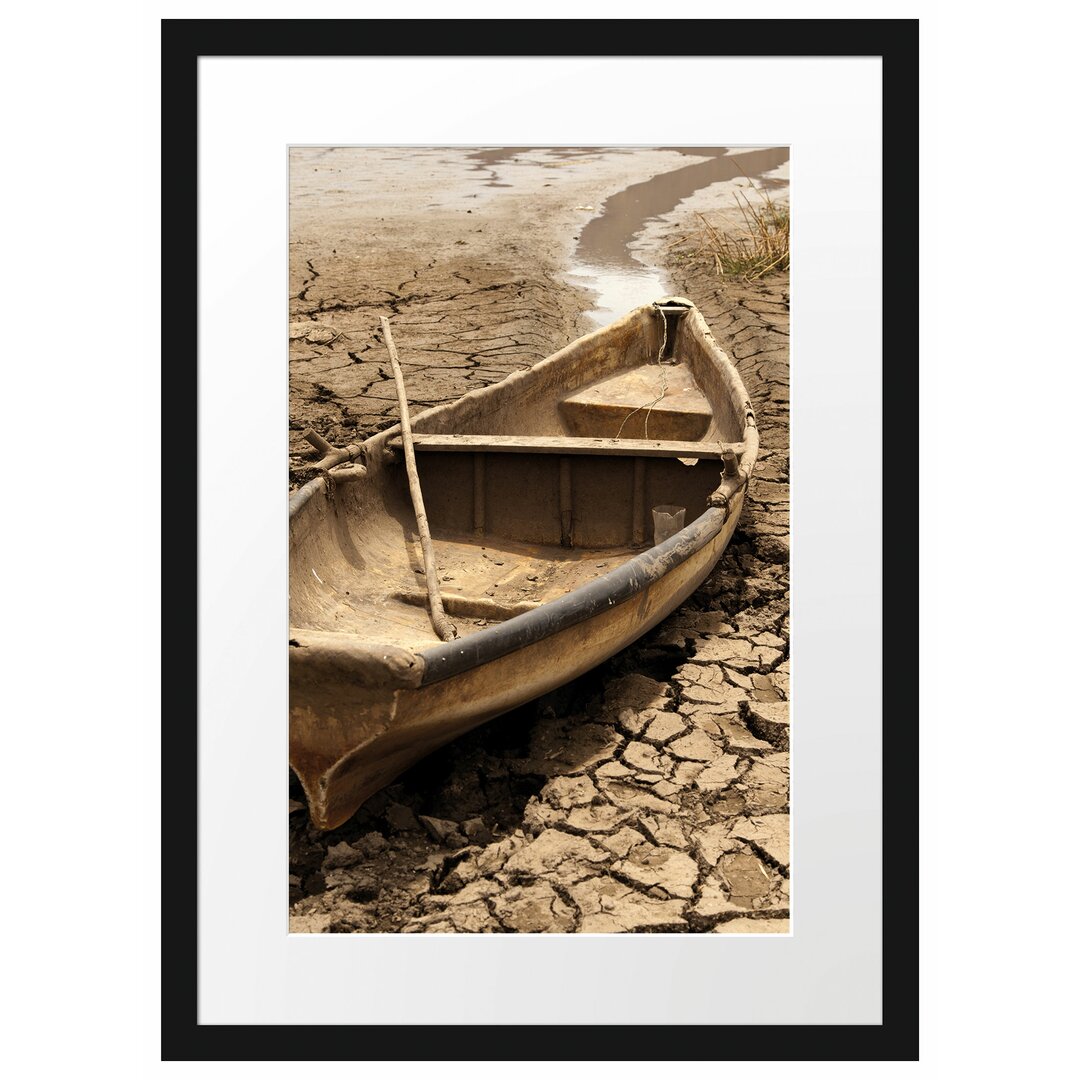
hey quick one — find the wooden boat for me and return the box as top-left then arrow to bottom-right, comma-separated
289,297 -> 757,829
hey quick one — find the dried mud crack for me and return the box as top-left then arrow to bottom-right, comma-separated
289,216 -> 790,934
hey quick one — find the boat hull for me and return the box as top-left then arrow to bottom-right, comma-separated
291,491 -> 744,829
289,297 -> 758,829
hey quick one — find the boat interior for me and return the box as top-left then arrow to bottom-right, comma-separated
290,303 -> 748,649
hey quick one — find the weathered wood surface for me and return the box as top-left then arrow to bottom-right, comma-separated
388,432 -> 744,459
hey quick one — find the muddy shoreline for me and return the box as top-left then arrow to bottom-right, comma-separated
288,149 -> 790,933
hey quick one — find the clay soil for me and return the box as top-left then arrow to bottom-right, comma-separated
288,149 -> 790,933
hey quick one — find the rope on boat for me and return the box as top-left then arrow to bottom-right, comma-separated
380,316 -> 458,642
615,305 -> 669,440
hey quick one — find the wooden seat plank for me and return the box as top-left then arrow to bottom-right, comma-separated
388,433 -> 742,460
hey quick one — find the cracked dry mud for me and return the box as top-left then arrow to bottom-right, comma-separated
289,187 -> 790,933
288,266 -> 591,485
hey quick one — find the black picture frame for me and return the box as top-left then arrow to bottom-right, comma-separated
162,18 -> 918,1061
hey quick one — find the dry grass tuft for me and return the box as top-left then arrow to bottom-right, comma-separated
670,183 -> 789,281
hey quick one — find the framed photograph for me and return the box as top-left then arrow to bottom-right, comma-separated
163,18 -> 917,1060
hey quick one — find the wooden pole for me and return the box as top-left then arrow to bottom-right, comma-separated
380,316 -> 457,642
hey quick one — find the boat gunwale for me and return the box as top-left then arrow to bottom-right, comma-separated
289,297 -> 759,687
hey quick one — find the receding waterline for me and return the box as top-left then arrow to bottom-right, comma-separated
570,146 -> 790,325
566,263 -> 673,328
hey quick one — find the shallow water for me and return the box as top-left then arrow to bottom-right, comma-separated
570,146 -> 789,324
464,146 -> 611,188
